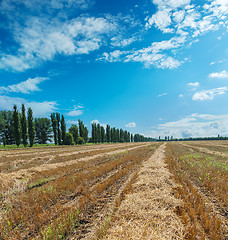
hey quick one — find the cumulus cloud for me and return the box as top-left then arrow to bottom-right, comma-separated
147,113 -> 228,139
178,93 -> 184,98
187,82 -> 199,87
0,95 -> 57,117
0,77 -> 48,94
192,87 -> 228,101
146,9 -> 173,33
125,122 -> 136,128
67,105 -> 84,116
209,70 -> 228,78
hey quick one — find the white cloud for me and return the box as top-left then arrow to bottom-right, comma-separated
67,120 -> 79,125
192,87 -> 228,101
91,119 -> 100,124
126,122 -> 136,128
172,10 -> 185,23
0,95 -> 57,117
210,60 -> 224,65
152,0 -> 191,10
100,36 -> 186,68
0,77 -> 48,94
158,93 -> 168,97
142,0 -> 228,70
91,119 -> 107,128
209,70 -> 228,78
187,82 -> 199,87
0,0 -> 94,11
146,9 -> 173,33
0,15 -> 118,71
122,36 -> 185,68
111,36 -> 139,47
68,105 -> 84,116
147,113 -> 228,138
179,93 -> 184,98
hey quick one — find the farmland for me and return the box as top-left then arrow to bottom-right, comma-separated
0,141 -> 227,239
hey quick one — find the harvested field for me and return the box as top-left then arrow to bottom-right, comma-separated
0,141 -> 227,239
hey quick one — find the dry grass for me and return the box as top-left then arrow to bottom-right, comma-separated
166,142 -> 227,239
102,143 -> 185,240
0,143 -> 159,239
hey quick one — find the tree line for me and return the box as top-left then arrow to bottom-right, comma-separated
0,105 -> 152,147
0,105 -> 88,147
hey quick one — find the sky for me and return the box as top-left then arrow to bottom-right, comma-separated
1,0 -> 228,139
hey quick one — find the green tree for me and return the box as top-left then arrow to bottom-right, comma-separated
56,113 -> 61,145
69,124 -> 79,144
13,105 -> 21,147
3,135 -> 6,147
124,130 -> 128,142
0,112 -> 6,145
65,132 -> 75,145
35,118 -> 52,144
106,125 -> 111,143
21,104 -> 28,147
84,126 -> 88,143
1,111 -> 14,145
120,128 -> 124,143
127,132 -> 131,142
78,120 -> 88,143
77,136 -> 85,145
27,107 -> 35,147
91,123 -> 96,143
116,128 -> 120,142
101,126 -> 105,143
50,113 -> 58,145
110,127 -> 114,143
61,115 -> 66,145
131,134 -> 133,142
97,124 -> 101,143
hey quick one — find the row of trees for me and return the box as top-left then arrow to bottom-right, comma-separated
91,123 -> 132,143
0,105 -> 36,147
0,105 -> 152,147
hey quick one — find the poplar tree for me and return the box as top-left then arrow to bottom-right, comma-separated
110,127 -> 114,143
78,120 -> 88,143
106,125 -> 111,143
101,126 -> 105,143
27,107 -> 35,147
51,113 -> 58,145
56,113 -> 61,145
120,128 -> 124,142
61,115 -> 66,145
116,128 -> 120,142
131,134 -> 133,142
21,104 -> 28,147
91,123 -> 96,143
35,118 -> 52,144
13,105 -> 21,147
97,123 -> 101,143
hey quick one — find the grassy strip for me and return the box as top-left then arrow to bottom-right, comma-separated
0,144 -> 55,149
166,143 -> 226,239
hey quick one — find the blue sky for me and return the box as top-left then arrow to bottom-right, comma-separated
1,0 -> 228,138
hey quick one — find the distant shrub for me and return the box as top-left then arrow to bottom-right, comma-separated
65,133 -> 75,145
77,136 -> 85,145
